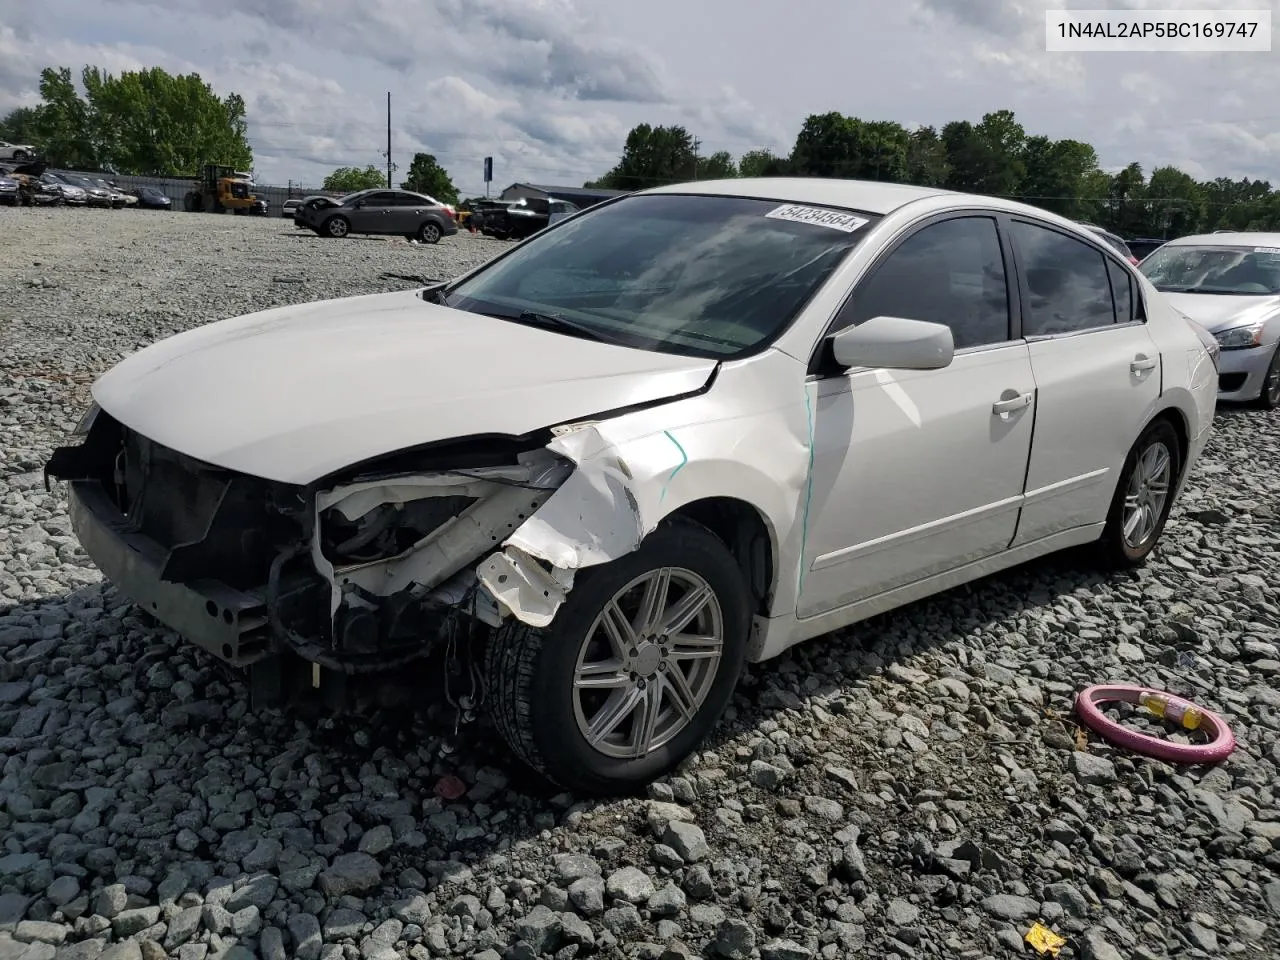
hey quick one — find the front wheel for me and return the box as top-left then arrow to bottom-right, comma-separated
1096,418 -> 1181,568
485,519 -> 751,796
1253,344 -> 1280,410
324,216 -> 350,238
13,150 -> 28,161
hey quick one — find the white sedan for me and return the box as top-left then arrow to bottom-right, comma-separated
0,140 -> 35,161
47,177 -> 1218,794
1139,232 -> 1280,408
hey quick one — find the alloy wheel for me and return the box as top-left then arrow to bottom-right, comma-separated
1122,441 -> 1172,548
572,567 -> 724,760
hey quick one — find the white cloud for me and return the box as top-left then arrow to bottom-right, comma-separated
1,0 -> 1278,193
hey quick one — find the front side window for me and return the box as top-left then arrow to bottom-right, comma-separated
444,194 -> 877,358
359,192 -> 395,207
1011,220 -> 1116,336
833,216 -> 1011,350
1139,244 -> 1280,295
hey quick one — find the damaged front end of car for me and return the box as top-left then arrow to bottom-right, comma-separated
45,403 -> 647,703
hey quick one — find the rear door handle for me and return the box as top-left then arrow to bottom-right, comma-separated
1131,355 -> 1157,373
992,392 -> 1032,415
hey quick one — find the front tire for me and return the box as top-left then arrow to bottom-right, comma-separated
1253,344 -> 1280,410
484,519 -> 751,796
13,150 -> 28,161
324,216 -> 350,238
1096,418 -> 1181,568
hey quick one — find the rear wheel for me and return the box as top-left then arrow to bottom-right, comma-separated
13,149 -> 28,161
485,519 -> 751,796
324,216 -> 350,238
418,221 -> 442,244
1253,344 -> 1280,410
1096,418 -> 1181,568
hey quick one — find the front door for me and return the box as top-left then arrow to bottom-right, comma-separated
1006,218 -> 1164,544
350,191 -> 394,233
799,214 -> 1036,619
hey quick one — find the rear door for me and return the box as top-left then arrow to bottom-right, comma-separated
388,192 -> 427,232
1008,218 -> 1163,545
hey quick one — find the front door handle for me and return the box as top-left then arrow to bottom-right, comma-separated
1131,355 -> 1158,373
992,392 -> 1032,415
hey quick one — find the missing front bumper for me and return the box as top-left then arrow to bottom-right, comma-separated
68,480 -> 274,666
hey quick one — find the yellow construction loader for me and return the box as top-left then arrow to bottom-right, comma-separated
183,163 -> 258,214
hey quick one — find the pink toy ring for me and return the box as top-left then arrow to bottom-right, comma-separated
1074,684 -> 1236,764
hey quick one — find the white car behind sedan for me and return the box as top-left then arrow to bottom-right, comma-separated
1139,232 -> 1280,407
47,177 -> 1218,794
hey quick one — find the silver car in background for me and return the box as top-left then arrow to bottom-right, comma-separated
1140,232 -> 1280,408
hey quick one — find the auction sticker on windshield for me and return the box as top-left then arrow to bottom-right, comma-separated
766,204 -> 869,233
1254,246 -> 1280,253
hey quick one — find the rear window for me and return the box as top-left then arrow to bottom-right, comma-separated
446,193 -> 878,358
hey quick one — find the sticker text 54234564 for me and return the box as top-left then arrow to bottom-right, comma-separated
765,204 -> 869,233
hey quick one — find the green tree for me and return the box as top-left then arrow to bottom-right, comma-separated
1019,136 -> 1100,219
738,149 -> 780,178
324,165 -> 387,191
594,124 -> 700,190
696,149 -> 737,179
0,106 -> 43,147
906,126 -> 950,187
586,109 -> 1276,242
9,65 -> 251,173
400,152 -> 459,203
789,113 -> 909,181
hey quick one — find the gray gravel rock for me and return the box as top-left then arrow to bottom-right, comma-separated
0,212 -> 1278,960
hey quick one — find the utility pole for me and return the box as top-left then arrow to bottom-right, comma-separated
386,92 -> 392,189
692,138 -> 700,180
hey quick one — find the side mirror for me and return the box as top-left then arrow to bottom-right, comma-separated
828,315 -> 954,371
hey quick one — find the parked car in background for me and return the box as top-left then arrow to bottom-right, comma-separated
87,178 -> 127,208
1079,222 -> 1139,265
7,162 -> 63,205
1139,232 -> 1280,407
0,172 -> 18,204
0,141 -> 36,162
47,177 -> 1217,794
281,198 -> 302,218
58,175 -> 115,208
1127,238 -> 1166,262
113,185 -> 139,208
482,196 -> 579,241
133,186 -> 173,210
40,173 -> 87,205
294,188 -> 458,243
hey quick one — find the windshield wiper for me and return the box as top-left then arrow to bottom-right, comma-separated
507,310 -> 631,346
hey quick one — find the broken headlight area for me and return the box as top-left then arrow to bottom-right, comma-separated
48,410 -> 578,673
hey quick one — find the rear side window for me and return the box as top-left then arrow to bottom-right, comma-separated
1105,259 -> 1135,324
1011,221 -> 1116,335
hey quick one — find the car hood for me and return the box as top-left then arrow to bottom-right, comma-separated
91,290 -> 717,485
1162,292 -> 1280,332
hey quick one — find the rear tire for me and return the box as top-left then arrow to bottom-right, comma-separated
1095,418 -> 1181,568
484,518 -> 751,796
1252,344 -> 1280,410
418,221 -> 442,244
13,150 -> 28,161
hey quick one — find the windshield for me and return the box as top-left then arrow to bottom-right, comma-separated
444,193 -> 877,358
1140,244 -> 1280,295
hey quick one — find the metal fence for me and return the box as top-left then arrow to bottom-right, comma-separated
50,169 -> 342,215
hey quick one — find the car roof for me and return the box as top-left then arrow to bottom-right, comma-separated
640,177 -> 951,215
1164,231 -> 1280,248
636,177 -> 1111,231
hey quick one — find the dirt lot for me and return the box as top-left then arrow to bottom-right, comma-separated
1,206 -> 1278,960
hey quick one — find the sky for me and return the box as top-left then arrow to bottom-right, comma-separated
0,0 -> 1276,195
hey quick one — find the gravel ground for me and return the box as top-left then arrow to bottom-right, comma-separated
1,206 -> 1279,960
